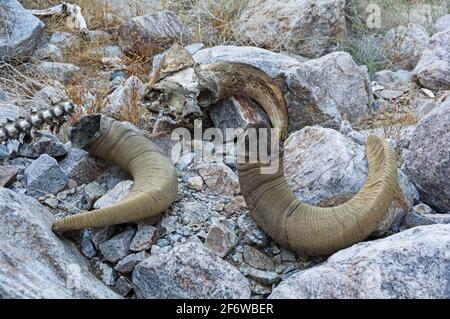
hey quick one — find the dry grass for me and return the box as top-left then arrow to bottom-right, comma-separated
117,79 -> 144,126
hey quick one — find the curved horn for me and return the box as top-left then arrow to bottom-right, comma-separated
202,62 -> 397,256
197,62 -> 289,140
52,115 -> 178,232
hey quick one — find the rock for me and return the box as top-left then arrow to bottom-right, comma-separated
197,163 -> 240,196
80,229 -> 97,259
225,196 -> 247,215
30,83 -> 68,110
101,0 -> 161,20
33,43 -> 62,61
0,103 -> 23,125
60,145 -> 100,185
118,11 -> 193,57
102,76 -> 145,117
402,203 -> 450,229
384,24 -> 430,70
412,203 -> 436,215
152,42 -> 205,72
435,14 -> 450,33
415,98 -> 438,120
373,70 -> 412,90
94,261 -> 116,286
115,251 -> 149,274
237,213 -> 269,247
243,246 -> 275,271
194,47 -> 371,130
235,0 -> 347,58
19,132 -> 67,158
413,29 -> 450,90
94,180 -> 133,209
376,89 -> 405,100
269,224 -> 450,299
404,101 -> 450,213
91,226 -> 117,249
186,175 -> 203,191
245,268 -> 279,286
205,224 -> 238,258
114,276 -> 133,297
83,182 -> 107,206
0,0 -> 44,59
208,97 -> 270,141
25,154 -> 68,196
0,188 -> 120,298
132,242 -> 251,298
0,145 -> 11,160
99,228 -> 136,263
49,31 -> 80,50
36,62 -> 80,84
0,165 -> 19,187
130,223 -> 158,252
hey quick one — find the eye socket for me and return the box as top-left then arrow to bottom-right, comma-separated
197,89 -> 213,107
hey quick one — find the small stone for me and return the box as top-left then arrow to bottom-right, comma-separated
91,226 -> 117,249
0,165 -> 19,187
197,163 -> 240,196
413,203 -> 436,215
237,214 -> 269,247
56,191 -> 68,200
44,197 -> 59,208
83,182 -> 107,206
246,268 -> 279,286
60,146 -> 100,185
94,180 -> 133,209
280,248 -> 296,262
94,261 -> 116,286
80,229 -> 97,259
225,196 -> 247,215
205,224 -> 238,258
130,223 -> 158,252
376,89 -> 405,100
243,246 -> 275,271
186,175 -> 203,191
36,62 -> 80,84
19,132 -> 66,158
114,276 -> 133,297
67,179 -> 77,189
114,251 -> 149,274
99,228 -> 136,263
25,154 -> 68,197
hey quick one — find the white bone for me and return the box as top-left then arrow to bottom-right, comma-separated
28,2 -> 89,34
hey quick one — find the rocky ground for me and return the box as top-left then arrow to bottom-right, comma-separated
0,0 -> 450,299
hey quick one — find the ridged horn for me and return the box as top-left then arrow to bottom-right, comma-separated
52,115 -> 178,232
197,62 -> 289,140
202,62 -> 397,256
238,135 -> 397,256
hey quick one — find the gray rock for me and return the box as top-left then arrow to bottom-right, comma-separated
413,29 -> 450,90
94,180 -> 133,209
19,132 -> 67,158
384,23 -> 430,70
376,89 -> 405,101
33,43 -> 63,61
25,154 -> 68,196
80,229 -> 97,259
434,14 -> 450,33
243,246 -> 275,271
132,242 -> 251,298
186,175 -> 204,191
91,226 -> 117,250
205,224 -> 238,258
49,31 -> 80,50
102,76 -> 145,117
30,83 -> 68,110
100,0 -> 161,20
83,182 -> 107,206
194,47 -> 371,131
152,42 -> 204,72
94,261 -> 116,286
99,228 -> 136,263
114,251 -> 149,273
197,163 -> 240,196
402,203 -> 450,229
0,103 -> 23,125
0,188 -> 120,298
415,98 -> 438,120
60,145 -> 100,185
404,101 -> 450,212
37,62 -> 80,84
270,224 -> 450,299
237,213 -> 269,247
0,145 -> 10,160
235,0 -> 347,58
0,0 -> 44,59
373,70 -> 412,90
246,268 -> 279,286
118,11 -> 193,57
130,223 -> 158,252
114,276 -> 133,297
0,165 -> 19,187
